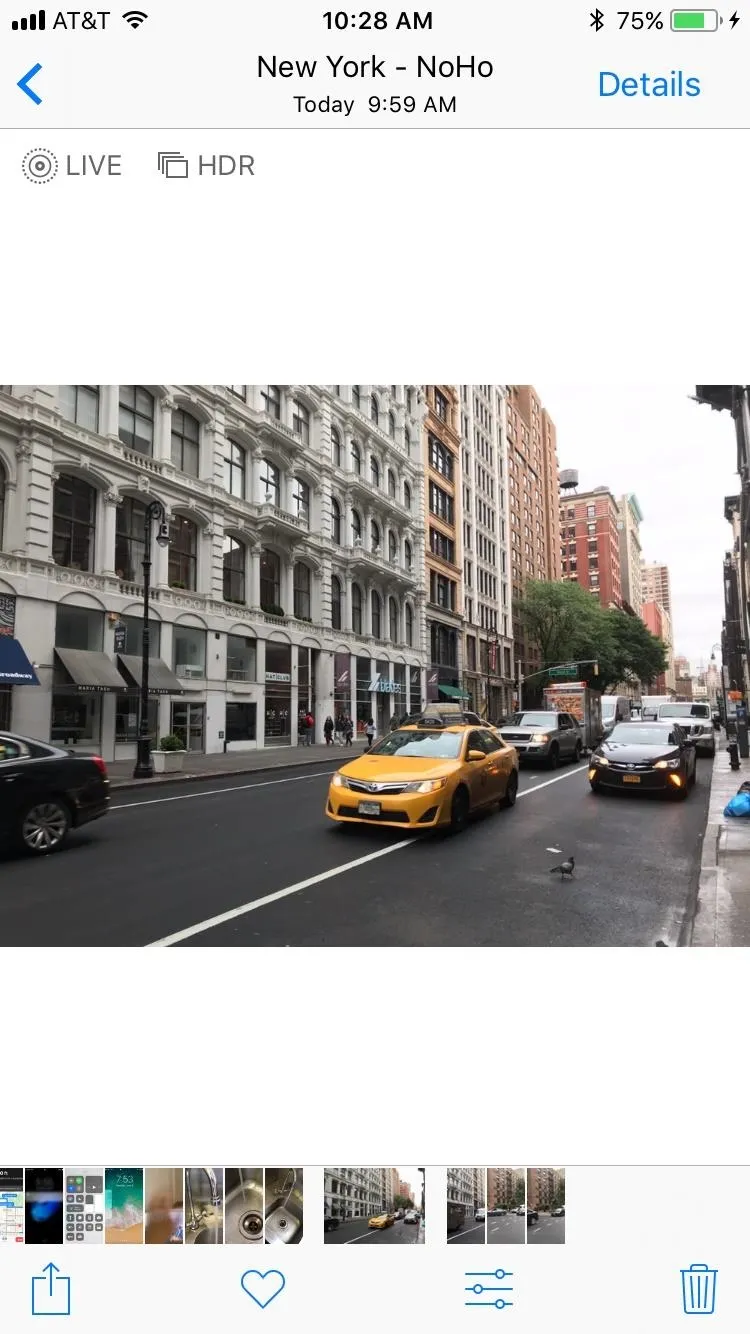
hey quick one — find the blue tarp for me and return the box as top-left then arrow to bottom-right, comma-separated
0,636 -> 39,685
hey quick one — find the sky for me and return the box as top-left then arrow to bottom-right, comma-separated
539,385 -> 739,668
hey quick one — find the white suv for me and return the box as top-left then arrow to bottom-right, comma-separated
655,702 -> 715,757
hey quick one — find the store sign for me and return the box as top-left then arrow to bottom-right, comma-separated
266,672 -> 291,683
369,678 -> 399,694
0,594 -> 15,637
113,622 -> 127,653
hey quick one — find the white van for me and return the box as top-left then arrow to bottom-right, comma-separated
600,695 -> 633,735
642,694 -> 672,720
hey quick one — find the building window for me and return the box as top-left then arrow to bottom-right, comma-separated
332,427 -> 342,467
351,508 -> 362,544
293,562 -> 312,620
331,498 -> 342,544
173,625 -> 206,679
52,474 -> 96,572
168,516 -> 198,590
225,700 -> 257,741
118,614 -> 161,659
587,504 -> 595,517
292,477 -> 310,524
171,408 -> 200,476
119,385 -> 155,455
387,468 -> 396,498
405,603 -> 413,646
261,385 -> 281,418
222,535 -> 246,604
260,458 -> 280,506
429,481 -> 454,524
430,621 -> 457,666
115,495 -> 147,581
351,441 -> 361,474
430,527 -> 455,563
430,571 -> 456,610
260,548 -> 281,611
352,582 -> 363,633
331,575 -> 342,630
434,389 -> 448,422
370,519 -> 380,551
59,385 -> 99,432
227,385 -> 246,400
388,531 -> 397,562
224,441 -> 246,498
429,434 -> 454,480
404,481 -> 412,510
404,539 -> 413,570
292,400 -> 310,444
0,464 -> 5,550
389,597 -> 399,642
388,412 -> 396,438
371,590 -> 381,638
370,457 -> 380,489
55,603 -> 103,651
370,395 -> 379,424
352,385 -> 361,410
467,636 -> 476,670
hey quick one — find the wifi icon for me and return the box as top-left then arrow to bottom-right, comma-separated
122,9 -> 147,26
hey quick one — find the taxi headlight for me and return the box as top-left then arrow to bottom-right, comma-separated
654,758 -> 681,770
331,773 -> 349,788
403,778 -> 448,794
531,732 -> 550,743
591,754 -> 609,766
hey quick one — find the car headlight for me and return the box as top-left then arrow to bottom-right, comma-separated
530,732 -> 550,743
654,758 -> 681,770
591,754 -> 609,766
331,773 -> 349,788
402,778 -> 448,794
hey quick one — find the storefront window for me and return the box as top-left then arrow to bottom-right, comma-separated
227,634 -> 255,681
333,651 -> 351,720
50,695 -> 102,748
265,641 -> 292,745
393,663 -> 407,719
410,665 -> 421,712
116,615 -> 161,658
226,702 -> 257,743
115,695 -> 157,744
56,603 -> 103,651
170,701 -> 205,752
356,655 -> 372,730
173,624 -> 206,678
297,645 -> 317,715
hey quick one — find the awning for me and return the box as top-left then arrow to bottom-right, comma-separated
54,647 -> 125,693
438,685 -> 469,701
0,636 -> 39,686
117,654 -> 184,696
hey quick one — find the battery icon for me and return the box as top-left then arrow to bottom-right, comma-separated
670,9 -> 720,28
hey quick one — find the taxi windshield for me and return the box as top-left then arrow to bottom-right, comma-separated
369,729 -> 463,759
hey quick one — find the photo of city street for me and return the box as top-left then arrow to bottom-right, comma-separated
324,1168 -> 425,1244
527,1168 -> 566,1244
447,1168 -> 486,1243
487,1168 -> 526,1245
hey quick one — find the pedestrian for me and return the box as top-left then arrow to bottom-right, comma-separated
389,712 -> 400,731
344,715 -> 354,747
304,710 -> 314,745
365,717 -> 375,750
324,715 -> 334,745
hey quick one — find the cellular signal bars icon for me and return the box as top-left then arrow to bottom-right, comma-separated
11,8 -> 45,28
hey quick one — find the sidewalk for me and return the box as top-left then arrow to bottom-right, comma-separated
691,734 -> 750,946
107,740 -> 362,791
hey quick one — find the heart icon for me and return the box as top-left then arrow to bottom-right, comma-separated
240,1269 -> 286,1309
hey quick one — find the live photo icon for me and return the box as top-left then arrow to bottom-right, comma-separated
11,8 -> 45,28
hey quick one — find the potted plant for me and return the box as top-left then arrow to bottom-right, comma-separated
152,733 -> 187,773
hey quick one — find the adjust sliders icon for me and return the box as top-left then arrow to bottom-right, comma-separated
157,151 -> 188,178
465,1268 -> 514,1311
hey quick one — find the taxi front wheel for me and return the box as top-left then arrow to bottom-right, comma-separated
449,786 -> 470,833
500,770 -> 518,809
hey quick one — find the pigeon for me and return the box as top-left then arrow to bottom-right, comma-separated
549,855 -> 575,879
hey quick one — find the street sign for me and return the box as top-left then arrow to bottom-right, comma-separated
548,664 -> 577,678
113,622 -> 127,652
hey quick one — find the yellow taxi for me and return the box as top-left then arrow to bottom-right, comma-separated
368,1212 -> 395,1229
326,717 -> 519,833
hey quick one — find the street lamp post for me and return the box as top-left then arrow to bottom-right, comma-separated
133,499 -> 170,779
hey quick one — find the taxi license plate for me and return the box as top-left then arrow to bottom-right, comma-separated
358,800 -> 381,815
622,775 -> 640,784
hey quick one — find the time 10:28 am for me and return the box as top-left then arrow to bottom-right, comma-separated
323,10 -> 433,27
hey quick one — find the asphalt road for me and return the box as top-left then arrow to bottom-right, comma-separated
527,1212 -> 565,1244
0,752 -> 711,946
487,1212 -> 525,1244
324,1217 -> 423,1244
447,1217 -> 486,1244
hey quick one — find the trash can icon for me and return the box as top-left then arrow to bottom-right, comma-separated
681,1264 -> 717,1314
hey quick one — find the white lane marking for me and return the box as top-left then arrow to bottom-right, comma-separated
517,765 -> 587,798
546,846 -> 563,853
147,761 -> 588,947
111,770 -> 337,810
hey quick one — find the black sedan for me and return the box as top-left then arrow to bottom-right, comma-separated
0,732 -> 110,855
588,722 -> 696,800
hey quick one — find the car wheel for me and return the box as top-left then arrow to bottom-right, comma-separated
672,781 -> 690,801
547,745 -> 559,770
500,770 -> 518,809
449,786 -> 470,833
589,783 -> 603,794
572,740 -> 582,763
17,797 -> 71,855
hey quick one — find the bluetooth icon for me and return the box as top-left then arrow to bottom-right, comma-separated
590,8 -> 604,29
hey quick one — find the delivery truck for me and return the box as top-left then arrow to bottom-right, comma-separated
542,682 -> 604,753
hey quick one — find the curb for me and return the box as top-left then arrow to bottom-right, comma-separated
110,756 -> 339,793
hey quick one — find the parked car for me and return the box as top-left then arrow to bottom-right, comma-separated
499,711 -> 582,768
0,732 -> 110,855
552,1207 -> 565,1217
526,1209 -> 539,1224
394,1209 -> 404,1220
655,701 -> 716,757
588,721 -> 697,799
403,1210 -> 419,1223
475,1207 -> 486,1222
323,1216 -> 340,1232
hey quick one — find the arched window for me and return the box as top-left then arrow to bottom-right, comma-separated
115,496 -> 147,582
351,441 -> 361,474
260,548 -> 281,610
331,498 -> 342,545
292,477 -> 310,524
119,385 -> 154,456
260,458 -> 280,506
404,539 -> 413,570
370,519 -> 380,551
389,597 -> 399,642
223,535 -> 246,604
352,385 -> 361,410
370,395 -> 379,424
371,590 -> 382,638
331,427 -> 342,468
388,412 -> 396,438
292,400 -> 310,445
224,440 -> 246,498
262,385 -> 281,419
351,509 -> 362,543
293,562 -> 312,620
370,457 -> 380,488
388,531 -> 397,563
52,474 -> 96,572
0,463 -> 5,551
171,408 -> 200,476
405,604 -> 414,646
387,468 -> 396,498
404,481 -> 412,509
331,575 -> 342,630
351,582 -> 363,634
169,516 -> 198,591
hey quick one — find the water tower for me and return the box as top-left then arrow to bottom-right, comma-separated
559,468 -> 579,493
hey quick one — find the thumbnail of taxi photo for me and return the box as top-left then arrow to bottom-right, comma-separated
324,1168 -> 425,1243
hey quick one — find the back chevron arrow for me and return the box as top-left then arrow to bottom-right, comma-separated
18,64 -> 43,104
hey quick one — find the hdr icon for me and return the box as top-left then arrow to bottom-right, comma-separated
198,155 -> 255,176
